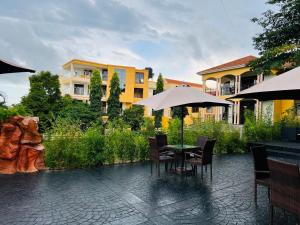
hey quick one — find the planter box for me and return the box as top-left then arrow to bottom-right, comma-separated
282,127 -> 298,141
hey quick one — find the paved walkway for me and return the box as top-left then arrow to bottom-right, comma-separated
0,154 -> 297,225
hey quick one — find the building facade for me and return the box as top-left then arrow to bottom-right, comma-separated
197,55 -> 295,124
60,59 -> 152,115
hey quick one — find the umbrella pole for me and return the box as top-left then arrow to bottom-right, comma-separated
181,105 -> 184,147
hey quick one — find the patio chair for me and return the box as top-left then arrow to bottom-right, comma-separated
155,134 -> 175,157
149,137 -> 174,176
268,159 -> 300,225
184,139 -> 216,179
251,145 -> 270,205
196,136 -> 208,152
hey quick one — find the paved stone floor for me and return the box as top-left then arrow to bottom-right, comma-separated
0,154 -> 297,225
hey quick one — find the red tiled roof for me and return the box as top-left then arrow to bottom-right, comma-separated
165,78 -> 202,88
198,55 -> 257,75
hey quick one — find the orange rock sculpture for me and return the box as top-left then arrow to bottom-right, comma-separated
0,116 -> 45,174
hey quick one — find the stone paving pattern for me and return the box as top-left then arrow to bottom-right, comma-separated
0,154 -> 297,225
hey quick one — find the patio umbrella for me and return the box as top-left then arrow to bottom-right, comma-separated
135,86 -> 231,146
228,66 -> 300,101
0,59 -> 35,74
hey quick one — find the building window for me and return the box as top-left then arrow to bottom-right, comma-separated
135,72 -> 144,84
102,69 -> 108,81
74,84 -> 84,95
114,68 -> 126,92
83,69 -> 92,76
192,107 -> 199,113
102,101 -> 107,114
134,88 -> 143,98
102,85 -> 107,96
206,106 -> 213,113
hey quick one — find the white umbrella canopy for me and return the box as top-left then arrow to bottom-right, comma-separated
135,86 -> 231,110
229,66 -> 300,101
135,86 -> 231,146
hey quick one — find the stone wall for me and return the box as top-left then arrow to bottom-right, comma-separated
0,116 -> 45,174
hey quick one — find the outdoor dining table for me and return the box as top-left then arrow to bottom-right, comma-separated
164,144 -> 200,174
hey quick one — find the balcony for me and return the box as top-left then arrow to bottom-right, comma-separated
205,88 -> 216,96
240,77 -> 257,91
220,85 -> 235,96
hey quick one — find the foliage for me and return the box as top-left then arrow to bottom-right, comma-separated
249,0 -> 300,74
44,117 -> 150,169
167,118 -> 246,154
44,117 -> 86,169
154,73 -> 164,128
280,106 -> 300,127
58,96 -> 98,130
123,105 -> 144,130
89,70 -> 103,117
140,117 -> 156,138
171,106 -> 189,119
0,104 -> 30,122
107,73 -> 121,121
243,109 -> 281,141
21,71 -> 62,131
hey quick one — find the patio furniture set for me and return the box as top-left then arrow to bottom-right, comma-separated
149,134 -> 215,178
251,144 -> 300,224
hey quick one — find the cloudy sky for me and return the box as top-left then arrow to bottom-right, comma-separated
0,0 -> 270,105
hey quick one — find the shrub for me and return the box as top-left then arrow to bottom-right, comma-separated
243,109 -> 281,141
135,134 -> 149,161
0,104 -> 29,122
123,105 -> 144,130
167,118 -> 246,154
44,117 -> 86,169
82,125 -> 105,166
140,117 -> 156,138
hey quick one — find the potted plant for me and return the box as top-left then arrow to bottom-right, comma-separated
281,107 -> 300,141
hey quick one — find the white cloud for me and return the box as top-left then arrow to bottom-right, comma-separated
0,0 -> 270,105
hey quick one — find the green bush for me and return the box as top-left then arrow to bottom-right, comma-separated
82,125 -> 105,166
44,117 -> 87,169
243,109 -> 281,142
0,104 -> 29,122
167,118 -> 246,154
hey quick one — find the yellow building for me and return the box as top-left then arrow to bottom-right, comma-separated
60,59 -> 152,115
197,55 -> 296,124
148,78 -> 203,127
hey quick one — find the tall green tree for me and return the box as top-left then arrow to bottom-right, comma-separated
107,73 -> 121,121
249,0 -> 300,74
21,71 -> 62,131
89,70 -> 102,117
154,73 -> 164,128
123,105 -> 144,130
59,96 -> 98,130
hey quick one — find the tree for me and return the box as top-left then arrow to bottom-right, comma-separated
59,96 -> 98,130
89,70 -> 102,117
249,0 -> 300,74
171,106 -> 188,119
154,73 -> 164,128
21,71 -> 62,131
123,105 -> 144,130
107,73 -> 121,121
21,81 -> 50,131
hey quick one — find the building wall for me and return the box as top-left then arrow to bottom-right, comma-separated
60,59 -> 150,116
201,66 -> 294,124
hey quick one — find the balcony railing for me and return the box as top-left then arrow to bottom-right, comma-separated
205,88 -> 216,96
220,85 -> 235,95
241,81 -> 257,91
